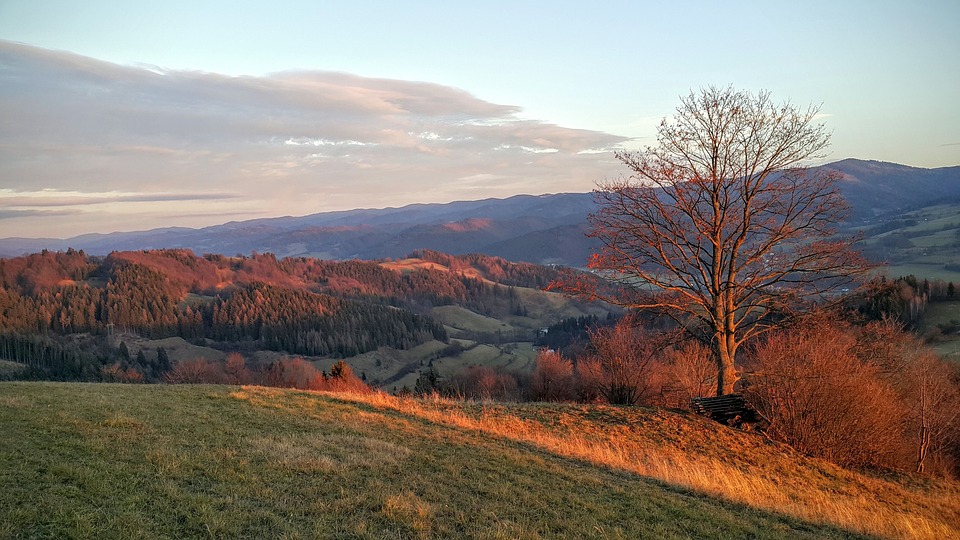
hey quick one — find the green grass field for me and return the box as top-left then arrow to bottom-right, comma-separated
3,383 -> 958,539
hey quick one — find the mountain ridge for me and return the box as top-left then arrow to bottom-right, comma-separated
3,159 -> 958,264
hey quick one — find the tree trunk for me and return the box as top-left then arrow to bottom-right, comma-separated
916,426 -> 930,474
715,335 -> 738,396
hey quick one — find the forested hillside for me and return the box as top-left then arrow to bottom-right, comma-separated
0,248 -> 595,382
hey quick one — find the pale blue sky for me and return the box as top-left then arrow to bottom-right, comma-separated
1,0 -> 958,237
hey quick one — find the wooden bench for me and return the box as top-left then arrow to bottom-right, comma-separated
691,393 -> 755,426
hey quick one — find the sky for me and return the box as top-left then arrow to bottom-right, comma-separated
1,1 -> 958,239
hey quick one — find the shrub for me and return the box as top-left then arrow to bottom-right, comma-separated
660,340 -> 716,408
529,349 -> 575,402
224,353 -> 252,385
319,360 -> 371,394
445,366 -> 520,401
583,316 -> 663,405
165,357 -> 225,384
744,315 -> 909,469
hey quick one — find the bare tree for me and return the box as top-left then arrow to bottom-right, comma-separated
857,319 -> 960,474
224,352 -> 252,385
582,86 -> 868,394
905,353 -> 960,474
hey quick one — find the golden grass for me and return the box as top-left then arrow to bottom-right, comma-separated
379,258 -> 486,282
259,388 -> 960,540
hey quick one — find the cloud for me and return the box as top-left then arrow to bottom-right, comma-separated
0,189 -> 238,208
0,208 -> 81,220
0,40 -> 626,237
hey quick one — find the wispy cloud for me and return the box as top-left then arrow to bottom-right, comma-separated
0,40 -> 626,238
0,189 -> 238,208
0,209 -> 81,220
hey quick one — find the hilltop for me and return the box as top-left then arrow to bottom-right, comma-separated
2,382 -> 958,539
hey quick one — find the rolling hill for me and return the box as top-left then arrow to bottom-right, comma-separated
3,160 -> 957,266
3,382 -> 958,539
0,248 -> 611,387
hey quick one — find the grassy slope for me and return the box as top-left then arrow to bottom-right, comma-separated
3,384 -> 958,539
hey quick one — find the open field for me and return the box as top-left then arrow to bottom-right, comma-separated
918,301 -> 960,360
432,305 -> 512,335
2,382 -> 958,539
879,263 -> 960,283
859,202 -> 960,281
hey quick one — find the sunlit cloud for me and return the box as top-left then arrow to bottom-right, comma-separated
0,40 -> 627,238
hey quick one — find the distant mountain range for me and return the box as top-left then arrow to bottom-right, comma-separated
3,159 -> 958,265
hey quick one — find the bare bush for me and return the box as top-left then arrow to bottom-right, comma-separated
902,351 -> 960,474
530,349 -> 575,402
745,316 -> 908,469
584,316 -> 663,405
573,356 -> 604,403
446,366 -> 520,401
100,363 -> 145,383
660,340 -> 716,408
223,353 -> 252,385
319,360 -> 371,394
165,357 -> 225,384
263,357 -> 320,388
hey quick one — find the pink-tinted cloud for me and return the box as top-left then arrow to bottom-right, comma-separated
0,40 -> 626,238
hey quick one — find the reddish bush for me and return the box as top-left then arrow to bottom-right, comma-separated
745,315 -> 908,469
315,360 -> 371,394
854,319 -> 960,474
100,363 -> 145,383
446,366 -> 520,401
583,317 -> 663,405
223,353 -> 252,385
530,349 -> 575,402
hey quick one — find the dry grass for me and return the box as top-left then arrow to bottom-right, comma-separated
303,389 -> 960,540
379,258 -> 486,282
3,381 -> 949,538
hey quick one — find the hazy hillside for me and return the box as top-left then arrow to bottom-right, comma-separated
5,159 -> 954,265
4,382 -> 958,539
831,159 -> 960,221
0,193 -> 598,264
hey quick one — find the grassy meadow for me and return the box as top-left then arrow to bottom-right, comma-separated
3,382 -> 959,539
